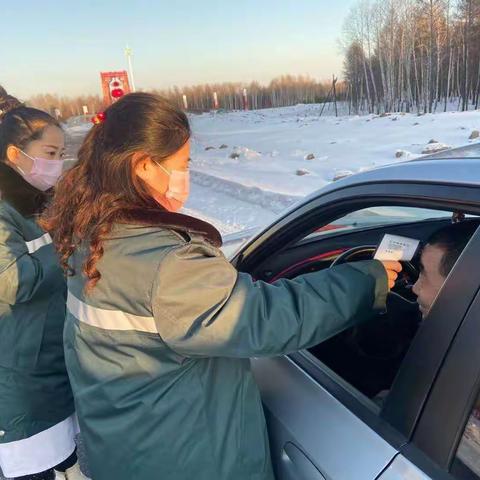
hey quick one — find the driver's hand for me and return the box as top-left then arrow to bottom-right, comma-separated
380,261 -> 403,290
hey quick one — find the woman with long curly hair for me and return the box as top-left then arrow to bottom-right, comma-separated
0,87 -> 88,480
41,92 -> 400,480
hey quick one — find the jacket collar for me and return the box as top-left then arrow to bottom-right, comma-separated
0,162 -> 50,217
117,207 -> 223,248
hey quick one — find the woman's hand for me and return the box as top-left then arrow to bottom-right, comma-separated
381,260 -> 403,290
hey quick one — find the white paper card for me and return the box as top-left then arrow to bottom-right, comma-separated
374,234 -> 420,261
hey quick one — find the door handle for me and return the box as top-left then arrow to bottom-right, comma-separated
281,442 -> 326,480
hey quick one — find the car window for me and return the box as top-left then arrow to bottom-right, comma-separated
302,207 -> 479,415
452,396 -> 480,479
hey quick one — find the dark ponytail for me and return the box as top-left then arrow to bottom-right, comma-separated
0,86 -> 22,120
0,86 -> 61,160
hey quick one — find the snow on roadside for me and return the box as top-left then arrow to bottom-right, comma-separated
65,104 -> 480,234
190,105 -> 480,198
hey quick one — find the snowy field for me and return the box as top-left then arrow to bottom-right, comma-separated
1,105 -> 480,479
65,104 -> 480,235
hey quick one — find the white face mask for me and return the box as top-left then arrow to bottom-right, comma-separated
152,162 -> 190,212
16,150 -> 64,191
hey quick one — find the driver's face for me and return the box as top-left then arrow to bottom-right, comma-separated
412,244 -> 446,318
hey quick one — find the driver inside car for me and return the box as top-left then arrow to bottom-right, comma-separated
413,219 -> 480,318
372,219 -> 480,405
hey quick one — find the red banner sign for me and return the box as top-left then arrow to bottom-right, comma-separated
100,71 -> 131,106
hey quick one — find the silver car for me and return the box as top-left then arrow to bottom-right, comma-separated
230,147 -> 480,480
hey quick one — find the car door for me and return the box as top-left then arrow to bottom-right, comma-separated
378,230 -> 480,480
251,354 -> 400,480
234,182 -> 480,480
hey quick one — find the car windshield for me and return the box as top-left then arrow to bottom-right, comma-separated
304,206 -> 454,241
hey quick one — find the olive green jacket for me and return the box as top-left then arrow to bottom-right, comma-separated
65,209 -> 388,480
0,163 -> 74,443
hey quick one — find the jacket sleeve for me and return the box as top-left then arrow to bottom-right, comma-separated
152,240 -> 388,358
0,208 -> 50,305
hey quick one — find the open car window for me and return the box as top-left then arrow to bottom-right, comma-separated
286,206 -> 480,416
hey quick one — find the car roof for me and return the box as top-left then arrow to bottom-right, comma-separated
314,157 -> 480,199
322,142 -> 480,195
421,142 -> 480,160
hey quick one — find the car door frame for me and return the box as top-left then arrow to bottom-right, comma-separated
395,231 -> 480,480
233,180 -> 480,478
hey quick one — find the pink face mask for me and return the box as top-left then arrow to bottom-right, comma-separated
17,150 -> 64,191
154,163 -> 190,212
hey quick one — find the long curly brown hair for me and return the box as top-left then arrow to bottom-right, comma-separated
40,93 -> 191,291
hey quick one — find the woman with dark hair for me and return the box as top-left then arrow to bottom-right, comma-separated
0,88 -> 88,480
41,92 -> 400,480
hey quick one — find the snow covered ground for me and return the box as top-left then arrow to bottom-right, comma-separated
1,104 -> 480,480
64,104 -> 480,235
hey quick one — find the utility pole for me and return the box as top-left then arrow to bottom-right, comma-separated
332,75 -> 338,117
125,45 -> 136,92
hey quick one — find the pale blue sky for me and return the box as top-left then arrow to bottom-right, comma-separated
1,0 -> 357,98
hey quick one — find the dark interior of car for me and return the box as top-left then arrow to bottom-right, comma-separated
249,214 -> 463,400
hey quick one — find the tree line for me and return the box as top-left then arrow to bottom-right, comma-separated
343,0 -> 480,114
26,76 -> 346,119
153,76 -> 346,112
27,93 -> 104,120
